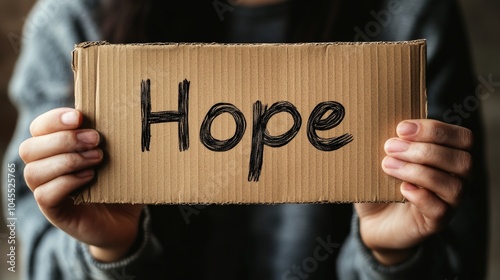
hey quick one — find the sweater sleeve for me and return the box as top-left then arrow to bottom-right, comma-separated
1,0 -> 164,279
336,211 -> 448,280
337,0 -> 488,279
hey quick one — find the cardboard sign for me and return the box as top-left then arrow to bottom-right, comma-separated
72,40 -> 427,204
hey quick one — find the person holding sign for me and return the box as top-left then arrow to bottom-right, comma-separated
3,0 -> 488,279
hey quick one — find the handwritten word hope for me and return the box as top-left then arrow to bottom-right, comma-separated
141,79 -> 353,181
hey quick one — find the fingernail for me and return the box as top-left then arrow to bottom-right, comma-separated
385,139 -> 409,153
76,131 -> 99,145
80,149 -> 102,160
61,111 -> 78,125
75,169 -> 94,178
383,156 -> 406,169
397,121 -> 418,136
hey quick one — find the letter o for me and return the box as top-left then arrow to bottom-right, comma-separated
200,103 -> 246,151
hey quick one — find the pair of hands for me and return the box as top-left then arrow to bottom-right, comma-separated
19,108 -> 473,265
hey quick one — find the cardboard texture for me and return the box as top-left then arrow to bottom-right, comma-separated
72,40 -> 427,204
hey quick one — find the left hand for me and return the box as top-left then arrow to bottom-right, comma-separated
355,119 -> 473,265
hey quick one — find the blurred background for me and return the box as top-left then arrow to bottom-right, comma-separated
0,0 -> 498,279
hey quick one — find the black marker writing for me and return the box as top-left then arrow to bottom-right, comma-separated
141,79 -> 190,152
248,101 -> 302,182
307,101 -> 354,151
200,103 -> 247,151
141,79 -> 353,182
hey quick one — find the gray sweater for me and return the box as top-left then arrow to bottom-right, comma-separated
2,0 -> 488,279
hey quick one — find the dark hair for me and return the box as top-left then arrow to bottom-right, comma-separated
100,0 -> 378,44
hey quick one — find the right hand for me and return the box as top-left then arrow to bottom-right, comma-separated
19,108 -> 144,262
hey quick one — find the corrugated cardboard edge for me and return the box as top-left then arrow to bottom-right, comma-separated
72,42 -> 100,204
71,40 -> 427,205
420,42 -> 428,119
74,40 -> 426,48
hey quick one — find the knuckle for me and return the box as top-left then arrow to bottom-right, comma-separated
432,126 -> 447,143
415,144 -> 431,162
457,151 -> 473,176
405,162 -> 422,180
460,128 -> 473,149
58,131 -> 79,149
63,153 -> 84,171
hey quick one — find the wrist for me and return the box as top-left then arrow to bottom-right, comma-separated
89,223 -> 143,263
89,244 -> 134,263
370,246 -> 417,266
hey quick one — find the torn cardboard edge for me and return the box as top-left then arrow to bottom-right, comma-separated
73,39 -> 427,205
74,39 -> 427,48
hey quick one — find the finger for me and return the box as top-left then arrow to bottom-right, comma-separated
20,130 -> 100,163
30,108 -> 83,137
33,169 -> 94,211
399,182 -> 451,233
396,120 -> 473,150
384,138 -> 472,178
24,149 -> 103,190
382,156 -> 463,208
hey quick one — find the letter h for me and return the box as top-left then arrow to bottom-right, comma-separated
141,79 -> 190,152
